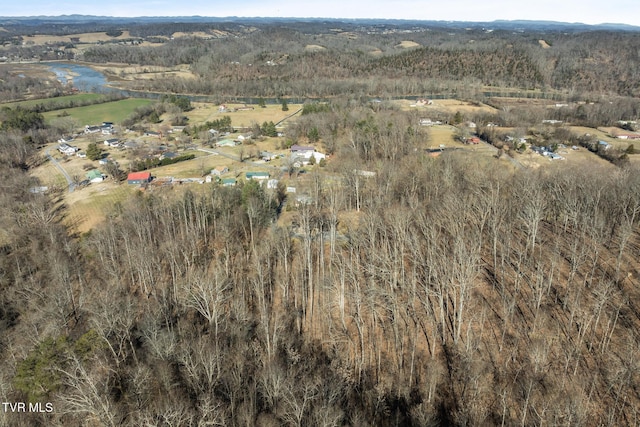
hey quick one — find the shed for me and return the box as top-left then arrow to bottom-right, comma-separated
127,172 -> 152,185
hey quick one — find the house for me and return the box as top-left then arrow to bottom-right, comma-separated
290,145 -> 326,163
260,151 -> 278,161
160,152 -> 178,160
127,172 -> 152,185
76,151 -> 87,158
598,140 -> 612,150
354,169 -> 376,177
415,98 -> 433,106
122,141 -> 138,149
58,144 -> 79,155
84,125 -> 101,134
221,178 -> 236,186
419,118 -> 441,126
211,166 -> 229,176
290,145 -> 315,154
467,137 -> 481,144
104,138 -> 119,147
246,171 -> 270,181
267,179 -> 279,189
58,136 -> 74,143
98,157 -> 110,165
615,133 -> 640,140
86,169 -> 105,183
101,125 -> 115,135
216,139 -> 237,148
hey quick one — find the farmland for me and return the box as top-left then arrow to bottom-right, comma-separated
42,98 -> 154,125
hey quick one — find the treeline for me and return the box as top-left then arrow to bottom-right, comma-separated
0,67 -> 67,102
128,153 -> 195,172
72,26 -> 640,98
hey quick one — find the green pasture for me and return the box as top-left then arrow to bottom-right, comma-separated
43,98 -> 154,125
2,93 -> 107,110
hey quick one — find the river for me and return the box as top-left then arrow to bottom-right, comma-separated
44,62 -> 566,103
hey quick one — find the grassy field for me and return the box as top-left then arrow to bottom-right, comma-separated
43,98 -> 154,125
64,182 -> 137,233
1,93 -> 107,109
187,103 -> 303,129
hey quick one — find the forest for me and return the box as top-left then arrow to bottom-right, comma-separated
1,17 -> 640,427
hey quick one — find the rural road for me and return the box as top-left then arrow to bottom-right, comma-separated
45,146 -> 76,193
198,147 -> 282,169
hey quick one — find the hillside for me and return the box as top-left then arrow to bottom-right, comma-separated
0,17 -> 640,427
2,120 -> 640,425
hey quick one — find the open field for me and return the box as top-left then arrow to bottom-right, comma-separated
42,98 -> 154,125
186,103 -> 303,128
396,98 -> 498,114
21,31 -> 136,45
396,40 -> 421,49
1,93 -> 107,109
92,63 -> 197,83
64,181 -> 137,233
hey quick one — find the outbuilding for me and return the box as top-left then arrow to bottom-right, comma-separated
127,172 -> 152,185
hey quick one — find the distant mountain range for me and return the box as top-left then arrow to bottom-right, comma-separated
0,15 -> 638,32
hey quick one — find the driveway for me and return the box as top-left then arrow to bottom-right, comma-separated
45,146 -> 75,193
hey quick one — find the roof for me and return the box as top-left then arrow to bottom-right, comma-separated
246,172 -> 270,179
221,178 -> 236,185
127,172 -> 151,181
290,144 -> 314,152
86,170 -> 102,179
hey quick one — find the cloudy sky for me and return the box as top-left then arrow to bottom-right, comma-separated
3,0 -> 639,26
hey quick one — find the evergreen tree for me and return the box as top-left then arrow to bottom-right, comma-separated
86,143 -> 102,161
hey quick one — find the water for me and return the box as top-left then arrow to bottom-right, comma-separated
44,62 -> 116,93
45,62 -> 565,103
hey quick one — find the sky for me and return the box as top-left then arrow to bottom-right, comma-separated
2,0 -> 639,26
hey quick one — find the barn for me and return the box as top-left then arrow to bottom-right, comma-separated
127,172 -> 152,185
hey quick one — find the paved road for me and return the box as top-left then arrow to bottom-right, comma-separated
45,146 -> 76,193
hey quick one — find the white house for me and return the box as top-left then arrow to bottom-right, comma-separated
210,166 -> 229,176
290,145 -> 326,164
58,144 -> 79,155
104,138 -> 119,147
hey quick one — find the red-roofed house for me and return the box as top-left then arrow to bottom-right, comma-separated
127,172 -> 152,185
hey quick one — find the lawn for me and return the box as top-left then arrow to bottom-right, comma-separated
43,98 -> 154,126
